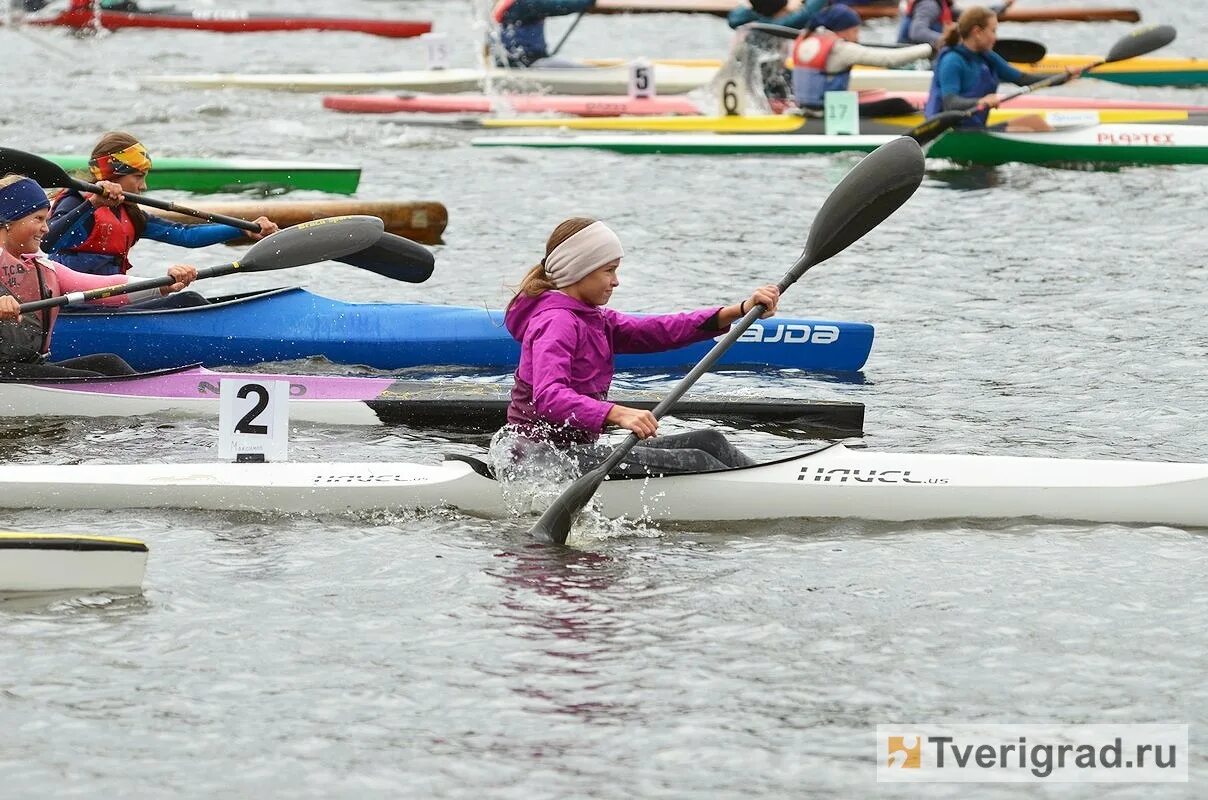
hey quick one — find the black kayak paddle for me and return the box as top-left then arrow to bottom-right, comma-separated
530,136 -> 927,545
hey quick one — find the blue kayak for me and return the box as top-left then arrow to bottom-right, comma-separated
51,287 -> 874,372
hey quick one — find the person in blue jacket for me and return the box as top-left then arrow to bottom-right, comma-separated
924,6 -> 1078,131
46,131 -> 278,278
727,0 -> 829,30
491,0 -> 596,68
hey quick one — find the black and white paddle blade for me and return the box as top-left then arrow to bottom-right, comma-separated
1106,24 -> 1176,63
993,38 -> 1046,64
0,148 -> 73,188
792,136 -> 925,279
239,214 -> 384,272
534,138 -> 926,547
337,232 -> 435,283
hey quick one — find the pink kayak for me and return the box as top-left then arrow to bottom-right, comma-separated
323,93 -> 705,117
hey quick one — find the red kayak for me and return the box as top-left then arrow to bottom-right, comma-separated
26,5 -> 431,37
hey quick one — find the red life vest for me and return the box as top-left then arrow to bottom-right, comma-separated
51,192 -> 139,275
492,0 -> 518,23
0,251 -> 61,362
902,0 -> 954,25
791,28 -> 840,70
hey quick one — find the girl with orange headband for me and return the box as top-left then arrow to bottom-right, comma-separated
0,174 -> 198,378
45,132 -> 277,288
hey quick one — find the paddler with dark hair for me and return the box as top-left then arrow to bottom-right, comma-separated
0,174 -> 198,378
490,0 -> 597,68
924,5 -> 1080,131
495,216 -> 779,476
791,3 -> 934,114
897,0 -> 1015,47
46,132 -> 277,292
728,0 -> 828,30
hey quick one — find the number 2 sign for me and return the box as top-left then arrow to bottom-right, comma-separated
218,379 -> 290,462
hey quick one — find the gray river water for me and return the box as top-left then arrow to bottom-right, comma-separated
1,0 -> 1206,796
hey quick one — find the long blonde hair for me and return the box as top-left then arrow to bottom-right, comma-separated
507,217 -> 597,310
940,5 -> 997,49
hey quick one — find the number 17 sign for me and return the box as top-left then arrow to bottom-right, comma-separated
218,379 -> 290,462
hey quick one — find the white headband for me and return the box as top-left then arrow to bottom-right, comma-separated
543,221 -> 625,289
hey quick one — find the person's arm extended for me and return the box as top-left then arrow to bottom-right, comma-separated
607,307 -> 726,354
44,193 -> 96,252
829,41 -> 933,71
728,7 -> 758,29
144,215 -> 243,248
511,0 -> 594,22
778,0 -> 827,28
907,0 -> 943,47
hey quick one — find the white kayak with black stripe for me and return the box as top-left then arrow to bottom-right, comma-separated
0,444 -> 1205,528
0,533 -> 148,594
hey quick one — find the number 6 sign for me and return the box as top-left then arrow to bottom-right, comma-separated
218,379 -> 290,462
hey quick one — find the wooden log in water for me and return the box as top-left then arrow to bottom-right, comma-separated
151,200 -> 447,245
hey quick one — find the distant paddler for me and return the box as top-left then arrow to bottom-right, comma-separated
0,174 -> 198,379
897,0 -> 1015,48
791,4 -> 934,114
924,6 -> 1080,131
490,0 -> 597,68
727,0 -> 828,31
45,132 -> 278,305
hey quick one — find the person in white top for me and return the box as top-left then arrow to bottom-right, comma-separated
791,3 -> 935,113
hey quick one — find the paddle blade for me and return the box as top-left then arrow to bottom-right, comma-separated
239,215 -> 385,272
994,38 -> 1046,64
740,21 -> 802,41
907,110 -> 966,146
0,148 -> 72,188
337,232 -> 435,283
795,136 -> 925,277
530,463 -> 611,545
1106,24 -> 1176,63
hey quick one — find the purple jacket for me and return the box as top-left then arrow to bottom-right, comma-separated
505,291 -> 725,442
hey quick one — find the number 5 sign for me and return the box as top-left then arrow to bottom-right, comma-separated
218,379 -> 290,462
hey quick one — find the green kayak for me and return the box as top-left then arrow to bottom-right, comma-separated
44,154 -> 361,194
472,124 -> 1208,168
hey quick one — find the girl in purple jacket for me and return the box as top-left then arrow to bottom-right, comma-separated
501,217 -> 780,476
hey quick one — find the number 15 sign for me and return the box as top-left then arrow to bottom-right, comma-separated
218,379 -> 290,462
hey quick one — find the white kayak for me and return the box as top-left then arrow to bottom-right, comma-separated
0,532 -> 148,594
2,444 -> 1206,528
141,63 -> 929,95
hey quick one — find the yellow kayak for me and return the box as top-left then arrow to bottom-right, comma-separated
481,108 -> 1199,133
588,54 -> 1207,90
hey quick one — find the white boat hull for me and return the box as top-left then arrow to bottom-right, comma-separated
1,445 -> 1205,528
0,533 -> 148,593
142,65 -> 929,95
